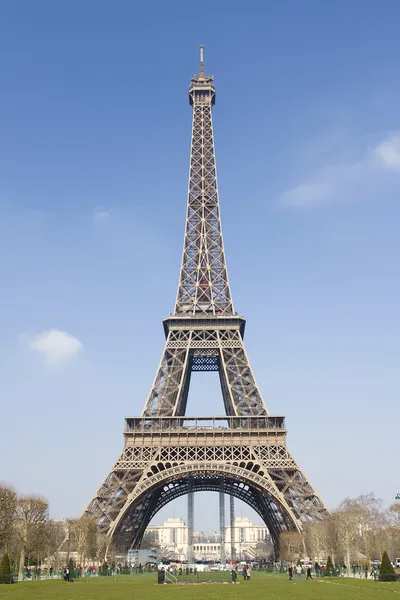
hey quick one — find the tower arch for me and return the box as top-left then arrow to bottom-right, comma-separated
108,463 -> 303,555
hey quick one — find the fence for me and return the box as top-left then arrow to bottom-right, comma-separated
11,565 -> 400,585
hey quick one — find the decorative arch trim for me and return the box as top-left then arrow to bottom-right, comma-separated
108,461 -> 302,540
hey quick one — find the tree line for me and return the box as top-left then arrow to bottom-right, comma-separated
2,483 -> 400,576
0,482 -> 108,578
280,493 -> 400,568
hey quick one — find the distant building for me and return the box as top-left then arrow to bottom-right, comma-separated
146,516 -> 270,561
147,518 -> 188,562
192,542 -> 222,561
225,516 -> 270,559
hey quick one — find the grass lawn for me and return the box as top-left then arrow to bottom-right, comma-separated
1,572 -> 399,599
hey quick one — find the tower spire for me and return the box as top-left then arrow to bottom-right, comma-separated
199,45 -> 205,76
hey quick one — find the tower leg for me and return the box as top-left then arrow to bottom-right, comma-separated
230,495 -> 235,561
219,482 -> 226,564
187,478 -> 194,564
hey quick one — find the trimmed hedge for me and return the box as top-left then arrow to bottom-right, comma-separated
0,554 -> 13,584
380,551 -> 396,582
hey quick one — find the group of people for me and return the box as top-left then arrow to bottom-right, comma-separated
63,567 -> 73,583
288,564 -> 313,581
23,567 -> 44,580
230,564 -> 251,583
242,564 -> 251,580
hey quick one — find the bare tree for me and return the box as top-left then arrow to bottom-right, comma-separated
72,518 -> 98,566
304,518 -> 329,562
86,521 -> 98,564
254,539 -> 274,559
339,493 -> 388,563
388,504 -> 400,528
141,531 -> 159,549
280,531 -> 303,563
332,509 -> 361,570
382,505 -> 400,559
0,483 -> 17,551
45,520 -> 67,569
14,496 -> 48,578
95,532 -> 108,567
279,495 -> 400,567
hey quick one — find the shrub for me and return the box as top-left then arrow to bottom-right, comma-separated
0,554 -> 13,584
326,556 -> 334,569
68,558 -> 75,579
0,554 -> 11,575
325,555 -> 334,576
380,551 -> 396,582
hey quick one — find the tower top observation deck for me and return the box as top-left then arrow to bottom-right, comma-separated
189,45 -> 215,106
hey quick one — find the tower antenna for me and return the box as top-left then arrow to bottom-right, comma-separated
199,45 -> 205,76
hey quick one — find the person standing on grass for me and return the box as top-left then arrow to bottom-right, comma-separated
306,566 -> 313,580
288,565 -> 293,580
242,564 -> 248,580
296,564 -> 302,580
231,568 -> 237,584
247,565 -> 251,580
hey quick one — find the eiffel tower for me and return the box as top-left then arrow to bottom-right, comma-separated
84,47 -> 327,556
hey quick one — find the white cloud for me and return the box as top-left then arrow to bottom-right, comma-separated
279,132 -> 400,208
280,178 -> 335,208
27,329 -> 83,364
92,210 -> 111,225
373,134 -> 400,171
279,161 -> 364,207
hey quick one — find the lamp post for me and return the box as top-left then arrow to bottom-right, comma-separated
66,520 -> 73,567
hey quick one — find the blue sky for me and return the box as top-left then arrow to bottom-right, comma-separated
1,0 -> 399,532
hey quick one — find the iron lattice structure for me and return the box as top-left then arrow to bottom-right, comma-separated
84,48 -> 328,555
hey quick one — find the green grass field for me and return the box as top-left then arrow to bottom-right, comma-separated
1,573 -> 398,599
